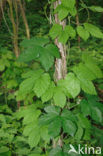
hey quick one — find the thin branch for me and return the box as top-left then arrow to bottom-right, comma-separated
0,0 -> 13,35
17,0 -> 30,39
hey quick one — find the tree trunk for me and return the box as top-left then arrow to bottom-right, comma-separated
53,0 -> 67,148
7,0 -> 19,58
54,0 -> 67,81
7,0 -> 20,109
17,0 -> 30,39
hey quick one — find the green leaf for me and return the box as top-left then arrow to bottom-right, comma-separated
18,111 -> 41,148
23,123 -> 36,136
79,77 -> 97,95
58,26 -> 75,44
65,25 -> 76,39
58,29 -> 70,44
49,146 -> 63,156
58,73 -> 80,98
0,63 -> 5,71
19,37 -> 55,70
83,129 -> 91,141
41,82 -> 55,103
49,24 -> 62,39
63,119 -> 77,136
84,23 -> 103,38
0,147 -> 9,154
86,94 -> 103,112
20,37 -> 49,48
16,105 -> 41,125
34,73 -> 50,97
23,110 -> 41,125
39,49 -> 54,71
45,44 -> 60,58
73,66 -> 97,95
44,106 -> 60,115
60,0 -> 77,16
61,109 -> 76,122
81,96 -> 103,122
18,45 -> 43,62
80,100 -> 91,116
39,108 -> 61,138
28,125 -> 40,148
57,80 -> 71,97
0,151 -> 11,156
48,117 -> 61,137
61,0 -> 76,9
28,154 -> 41,156
39,113 -> 58,126
69,7 -> 77,16
21,70 -> 40,79
58,6 -> 69,21
89,6 -> 103,12
0,59 -> 10,71
75,124 -> 83,141
91,107 -> 102,123
64,73 -> 80,98
98,83 -> 103,90
53,87 -> 66,108
51,0 -> 56,2
6,80 -> 18,89
82,53 -> 96,64
73,63 -> 96,81
77,26 -> 90,41
85,62 -> 103,79
77,114 -> 91,129
40,126 -> 50,142
19,69 -> 44,94
77,114 -> 91,140
19,77 -> 35,95
82,53 -> 103,79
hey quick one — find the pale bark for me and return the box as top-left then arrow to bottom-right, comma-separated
17,0 -> 30,39
7,0 -> 19,58
53,0 -> 67,148
54,0 -> 67,81
7,0 -> 20,108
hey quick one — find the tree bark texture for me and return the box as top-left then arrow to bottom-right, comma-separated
7,0 -> 19,58
53,0 -> 67,148
17,0 -> 30,39
54,0 -> 67,81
